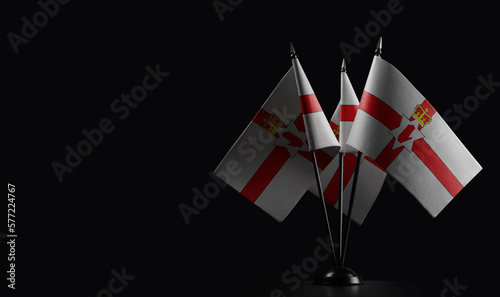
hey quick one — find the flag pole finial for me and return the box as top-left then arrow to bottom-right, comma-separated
375,37 -> 382,57
290,42 -> 297,59
341,59 -> 347,73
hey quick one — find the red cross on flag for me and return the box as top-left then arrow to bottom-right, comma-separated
347,56 -> 482,217
214,68 -> 339,222
290,47 -> 340,155
308,63 -> 387,224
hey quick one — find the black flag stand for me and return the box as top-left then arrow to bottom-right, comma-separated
310,150 -> 338,268
292,41 -> 339,269
313,152 -> 364,285
338,152 -> 344,260
312,37 -> 386,285
295,39 -> 384,286
341,151 -> 363,267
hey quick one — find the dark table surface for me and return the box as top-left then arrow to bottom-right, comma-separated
243,280 -> 427,297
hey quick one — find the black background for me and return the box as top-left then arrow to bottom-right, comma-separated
3,0 -> 499,296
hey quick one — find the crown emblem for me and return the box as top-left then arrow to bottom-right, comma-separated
262,114 -> 283,134
332,125 -> 340,140
413,104 -> 432,127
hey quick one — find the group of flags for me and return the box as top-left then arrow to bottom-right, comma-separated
214,39 -> 482,224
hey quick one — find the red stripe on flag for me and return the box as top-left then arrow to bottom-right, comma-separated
298,151 -> 313,165
316,149 -> 335,170
420,99 -> 436,117
323,153 -> 358,206
298,149 -> 333,170
300,94 -> 323,114
412,139 -> 463,197
252,108 -> 270,127
252,108 -> 286,131
323,169 -> 340,206
375,138 -> 405,169
359,91 -> 401,130
294,112 -> 306,132
364,156 -> 387,173
340,105 -> 359,121
343,153 -> 357,188
329,121 -> 340,141
240,146 -> 290,203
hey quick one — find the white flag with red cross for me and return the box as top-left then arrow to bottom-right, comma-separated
308,64 -> 387,224
214,68 -> 339,222
290,49 -> 340,155
347,56 -> 482,217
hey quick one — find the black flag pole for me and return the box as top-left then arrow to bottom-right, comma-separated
375,36 -> 382,57
338,60 -> 346,266
291,42 -> 338,267
313,50 -> 373,286
340,151 -> 362,267
338,152 -> 344,262
291,41 -> 364,285
310,150 -> 338,268
340,36 -> 382,268
338,59 -> 347,266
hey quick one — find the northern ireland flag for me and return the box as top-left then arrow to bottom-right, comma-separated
309,63 -> 387,224
347,56 -> 482,217
214,68 -> 338,222
290,48 -> 340,155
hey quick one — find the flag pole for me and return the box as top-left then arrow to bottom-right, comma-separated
375,36 -> 382,57
340,151 -> 362,267
338,60 -> 347,266
312,54 -> 364,286
291,42 -> 338,267
310,150 -> 338,267
290,42 -> 362,285
340,37 -> 382,268
338,152 -> 344,263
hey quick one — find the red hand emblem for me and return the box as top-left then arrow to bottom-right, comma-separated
282,131 -> 303,147
397,124 -> 415,143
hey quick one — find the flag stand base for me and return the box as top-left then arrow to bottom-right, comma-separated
313,266 -> 363,285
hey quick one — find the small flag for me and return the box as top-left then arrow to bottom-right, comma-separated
214,68 -> 337,222
309,61 -> 387,224
347,56 -> 482,217
339,60 -> 360,154
290,43 -> 340,157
